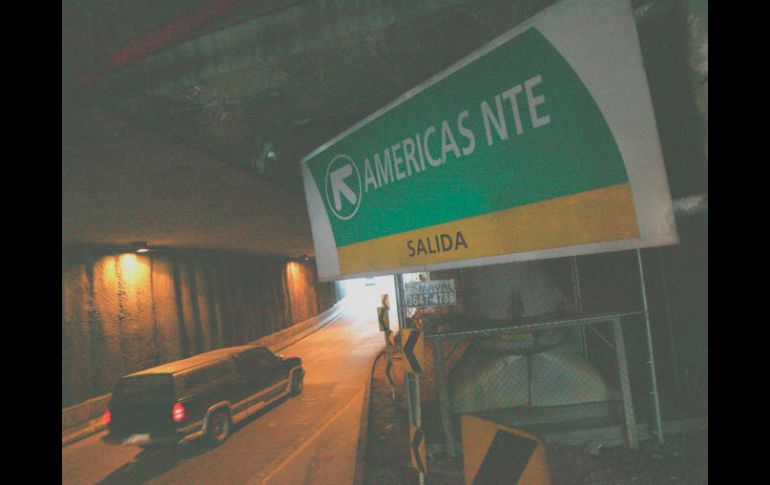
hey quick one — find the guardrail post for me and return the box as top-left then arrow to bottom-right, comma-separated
611,317 -> 639,450
432,338 -> 456,457
395,274 -> 425,485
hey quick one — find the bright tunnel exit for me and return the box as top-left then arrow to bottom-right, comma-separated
337,276 -> 399,332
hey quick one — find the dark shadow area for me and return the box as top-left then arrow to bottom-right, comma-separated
97,443 -> 212,485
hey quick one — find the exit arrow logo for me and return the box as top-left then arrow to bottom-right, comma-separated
324,154 -> 362,221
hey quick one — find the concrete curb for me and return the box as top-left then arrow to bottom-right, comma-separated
62,299 -> 347,447
255,298 -> 346,353
353,348 -> 386,485
62,415 -> 107,447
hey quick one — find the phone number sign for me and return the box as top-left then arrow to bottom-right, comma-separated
404,279 -> 457,308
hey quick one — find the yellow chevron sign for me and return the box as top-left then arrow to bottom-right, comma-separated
398,329 -> 424,374
410,425 -> 427,475
461,415 -> 550,485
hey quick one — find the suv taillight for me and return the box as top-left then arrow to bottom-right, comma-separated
172,402 -> 185,422
103,409 -> 111,425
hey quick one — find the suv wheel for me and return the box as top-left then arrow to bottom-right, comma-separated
206,410 -> 231,445
291,371 -> 304,396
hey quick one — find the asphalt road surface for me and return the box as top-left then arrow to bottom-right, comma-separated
62,306 -> 386,485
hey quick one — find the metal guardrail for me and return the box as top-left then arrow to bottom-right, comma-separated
425,311 -> 642,341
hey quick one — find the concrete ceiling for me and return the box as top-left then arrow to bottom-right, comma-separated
67,0 -> 676,257
62,109 -> 315,255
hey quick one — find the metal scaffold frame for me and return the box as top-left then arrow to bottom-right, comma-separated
423,249 -> 667,455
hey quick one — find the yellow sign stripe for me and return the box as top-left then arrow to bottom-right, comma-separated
338,183 -> 638,274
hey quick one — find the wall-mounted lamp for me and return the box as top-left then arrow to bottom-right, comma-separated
131,242 -> 150,254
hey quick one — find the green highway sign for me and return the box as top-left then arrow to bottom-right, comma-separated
302,0 -> 677,281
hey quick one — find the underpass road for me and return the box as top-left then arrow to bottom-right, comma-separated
62,308 -> 385,485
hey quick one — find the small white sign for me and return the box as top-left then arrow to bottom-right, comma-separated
404,279 -> 457,308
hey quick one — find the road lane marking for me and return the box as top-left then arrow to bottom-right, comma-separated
254,389 -> 364,485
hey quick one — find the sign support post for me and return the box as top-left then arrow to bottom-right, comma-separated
395,273 -> 425,484
570,256 -> 588,356
636,249 -> 664,444
611,316 -> 639,450
432,338 -> 457,457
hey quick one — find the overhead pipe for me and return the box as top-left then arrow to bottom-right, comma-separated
80,0 -> 250,85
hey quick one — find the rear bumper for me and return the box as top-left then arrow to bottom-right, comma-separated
102,433 -> 178,446
102,423 -> 203,447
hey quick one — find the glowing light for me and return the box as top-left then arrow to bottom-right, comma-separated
103,409 -> 111,425
110,253 -> 150,291
172,402 -> 185,422
340,276 -> 398,317
119,254 -> 141,281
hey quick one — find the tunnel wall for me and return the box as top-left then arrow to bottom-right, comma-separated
61,246 -> 335,408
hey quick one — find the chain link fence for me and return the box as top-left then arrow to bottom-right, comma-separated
425,312 -> 643,454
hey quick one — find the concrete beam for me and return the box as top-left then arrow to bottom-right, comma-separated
103,0 -> 551,99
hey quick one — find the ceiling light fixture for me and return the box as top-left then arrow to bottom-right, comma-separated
131,242 -> 150,254
253,140 -> 279,174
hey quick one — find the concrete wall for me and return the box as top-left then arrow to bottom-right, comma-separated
62,299 -> 345,441
62,246 -> 335,408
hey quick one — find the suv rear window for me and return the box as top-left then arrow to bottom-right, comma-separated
114,375 -> 174,401
179,359 -> 238,396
